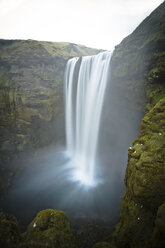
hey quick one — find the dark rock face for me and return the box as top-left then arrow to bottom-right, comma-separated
150,202 -> 165,248
0,40 -> 101,195
92,242 -> 112,248
0,40 -> 100,154
106,2 -> 165,248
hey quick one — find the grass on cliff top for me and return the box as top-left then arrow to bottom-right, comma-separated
0,39 -> 102,60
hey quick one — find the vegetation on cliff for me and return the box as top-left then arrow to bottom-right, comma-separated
0,40 -> 100,154
0,40 -> 100,195
104,2 -> 165,247
110,1 -> 165,112
110,98 -> 165,248
90,1 -> 165,247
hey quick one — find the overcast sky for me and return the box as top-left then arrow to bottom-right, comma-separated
0,0 -> 163,50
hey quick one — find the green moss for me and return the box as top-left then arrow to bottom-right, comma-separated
108,4 -> 165,243
26,209 -> 71,234
23,209 -> 77,248
0,209 -> 78,248
110,97 -> 165,248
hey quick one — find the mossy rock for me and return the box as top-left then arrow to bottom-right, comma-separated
110,100 -> 165,247
0,210 -> 20,248
26,209 -> 71,234
125,98 -> 165,210
23,209 -> 77,248
110,197 -> 155,248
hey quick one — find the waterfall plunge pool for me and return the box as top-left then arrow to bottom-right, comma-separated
0,146 -> 122,230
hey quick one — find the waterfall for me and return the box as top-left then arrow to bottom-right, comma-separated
65,51 -> 112,187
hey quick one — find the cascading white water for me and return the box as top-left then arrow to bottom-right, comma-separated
65,51 -> 112,187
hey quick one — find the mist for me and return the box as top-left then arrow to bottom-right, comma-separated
0,52 -> 144,230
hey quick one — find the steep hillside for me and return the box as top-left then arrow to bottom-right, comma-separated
109,1 -> 165,112
0,40 -> 101,194
103,2 -> 165,248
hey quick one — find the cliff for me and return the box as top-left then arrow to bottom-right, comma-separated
104,2 -> 165,247
0,40 -> 101,194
